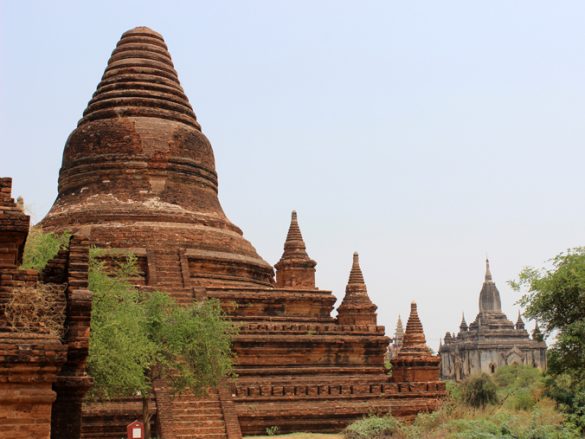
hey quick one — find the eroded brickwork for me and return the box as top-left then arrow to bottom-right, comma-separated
0,178 -> 92,439
37,26 -> 445,437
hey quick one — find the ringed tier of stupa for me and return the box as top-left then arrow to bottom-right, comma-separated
41,27 -> 445,437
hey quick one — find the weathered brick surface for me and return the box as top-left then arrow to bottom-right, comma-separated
0,333 -> 67,439
154,381 -> 242,439
0,179 -> 92,439
35,26 -> 445,437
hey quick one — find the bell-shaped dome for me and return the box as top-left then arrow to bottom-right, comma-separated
41,27 -> 274,289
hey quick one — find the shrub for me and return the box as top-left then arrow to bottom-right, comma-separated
461,374 -> 498,408
444,418 -> 504,438
344,415 -> 401,439
265,426 -> 279,436
21,228 -> 71,271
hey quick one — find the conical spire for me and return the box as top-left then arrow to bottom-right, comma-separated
394,315 -> 404,345
399,301 -> 429,354
392,301 -> 441,382
459,312 -> 468,332
479,258 -> 502,314
515,311 -> 525,330
485,258 -> 493,281
532,322 -> 543,342
280,211 -> 310,260
337,252 -> 377,326
275,211 -> 317,289
348,252 -> 366,285
41,27 -> 276,290
80,27 -> 199,129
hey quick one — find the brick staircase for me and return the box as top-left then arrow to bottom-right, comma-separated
153,250 -> 184,289
154,381 -> 242,439
150,250 -> 194,305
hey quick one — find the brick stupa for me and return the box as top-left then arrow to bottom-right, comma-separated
41,27 -> 445,437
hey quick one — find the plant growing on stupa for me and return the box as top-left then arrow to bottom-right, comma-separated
20,227 -> 71,270
87,250 -> 236,439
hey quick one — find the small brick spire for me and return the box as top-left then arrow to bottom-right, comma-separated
348,252 -> 366,284
337,252 -> 377,326
280,210 -> 310,260
399,302 -> 429,354
391,301 -> 441,381
275,210 -> 316,289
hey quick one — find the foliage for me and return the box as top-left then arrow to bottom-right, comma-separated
87,250 -> 236,438
461,374 -> 498,408
21,227 -> 71,270
512,247 -> 585,380
351,366 -> 581,439
344,415 -> 401,439
494,365 -> 544,411
266,426 -> 280,436
87,250 -> 236,399
511,247 -> 585,433
545,374 -> 585,433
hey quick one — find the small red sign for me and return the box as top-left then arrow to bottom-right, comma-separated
127,421 -> 144,439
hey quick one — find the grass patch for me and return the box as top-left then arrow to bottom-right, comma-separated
344,366 -> 581,439
245,434 -> 343,439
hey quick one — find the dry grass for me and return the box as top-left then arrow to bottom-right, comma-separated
245,434 -> 343,439
4,283 -> 66,337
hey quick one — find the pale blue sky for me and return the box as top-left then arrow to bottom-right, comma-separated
1,1 -> 584,348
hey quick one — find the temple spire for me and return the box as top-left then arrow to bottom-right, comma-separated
394,315 -> 404,345
348,252 -> 365,285
337,252 -> 377,326
516,311 -> 525,330
532,322 -> 543,341
282,211 -> 309,259
399,302 -> 429,354
275,210 -> 316,289
479,258 -> 502,314
485,259 -> 493,281
459,312 -> 468,332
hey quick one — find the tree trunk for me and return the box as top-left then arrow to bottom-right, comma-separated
142,394 -> 152,439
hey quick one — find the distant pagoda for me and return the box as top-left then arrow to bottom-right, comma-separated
439,259 -> 546,380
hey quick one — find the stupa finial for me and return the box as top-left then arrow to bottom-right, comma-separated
348,252 -> 365,285
275,210 -> 316,289
485,258 -> 492,281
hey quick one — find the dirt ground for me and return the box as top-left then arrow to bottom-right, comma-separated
246,434 -> 344,439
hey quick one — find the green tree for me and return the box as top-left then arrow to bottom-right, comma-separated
87,251 -> 236,439
512,247 -> 585,432
21,227 -> 71,270
461,374 -> 498,408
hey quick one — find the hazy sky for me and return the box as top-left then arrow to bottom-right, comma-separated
1,1 -> 584,349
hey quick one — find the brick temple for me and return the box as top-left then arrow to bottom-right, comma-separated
34,26 -> 445,437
